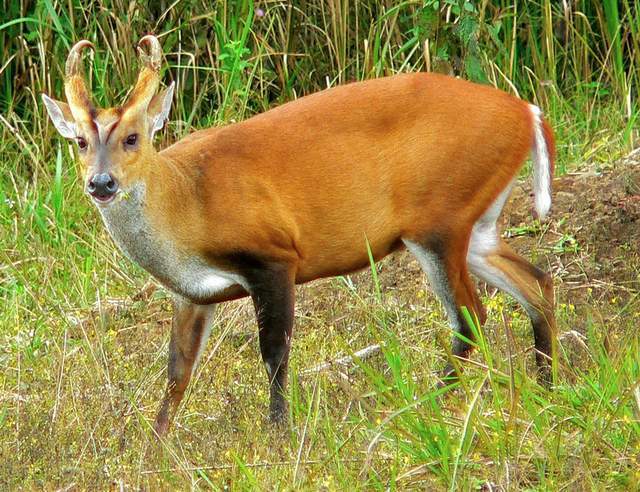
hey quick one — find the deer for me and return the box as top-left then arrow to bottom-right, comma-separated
42,36 -> 556,436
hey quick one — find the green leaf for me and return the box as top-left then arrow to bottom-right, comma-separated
465,54 -> 486,83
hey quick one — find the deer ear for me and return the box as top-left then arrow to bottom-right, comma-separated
42,94 -> 77,138
147,81 -> 175,138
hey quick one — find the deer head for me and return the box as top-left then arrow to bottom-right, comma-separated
42,36 -> 175,205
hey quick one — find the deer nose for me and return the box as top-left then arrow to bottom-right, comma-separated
88,172 -> 118,202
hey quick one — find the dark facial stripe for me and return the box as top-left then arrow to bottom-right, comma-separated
105,117 -> 121,144
88,108 -> 98,135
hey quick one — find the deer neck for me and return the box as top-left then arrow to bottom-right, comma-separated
95,151 -> 240,301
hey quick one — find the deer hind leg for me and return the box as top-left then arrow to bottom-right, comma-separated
403,235 -> 487,380
467,188 -> 556,384
154,298 -> 216,436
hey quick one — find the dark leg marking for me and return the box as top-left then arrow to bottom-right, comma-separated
226,253 -> 296,424
403,235 -> 485,383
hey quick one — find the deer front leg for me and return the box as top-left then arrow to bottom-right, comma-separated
243,261 -> 296,425
154,298 -> 216,436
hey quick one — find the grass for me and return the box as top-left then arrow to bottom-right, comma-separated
1,220 -> 638,488
1,1 -> 639,489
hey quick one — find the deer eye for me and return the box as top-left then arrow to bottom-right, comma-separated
77,137 -> 88,150
124,134 -> 138,148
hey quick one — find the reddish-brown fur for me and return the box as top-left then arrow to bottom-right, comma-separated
152,74 -> 536,290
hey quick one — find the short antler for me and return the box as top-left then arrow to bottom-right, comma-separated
137,35 -> 162,71
65,40 -> 94,78
124,35 -> 162,112
64,40 -> 95,121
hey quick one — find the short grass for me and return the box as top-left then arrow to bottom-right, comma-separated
2,1 -> 640,490
1,183 -> 639,489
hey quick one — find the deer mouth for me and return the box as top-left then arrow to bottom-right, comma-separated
90,191 -> 117,205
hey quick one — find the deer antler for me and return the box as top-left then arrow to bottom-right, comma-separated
137,35 -> 162,71
64,40 -> 95,121
65,40 -> 94,77
124,34 -> 162,112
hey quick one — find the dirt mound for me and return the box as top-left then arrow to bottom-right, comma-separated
505,158 -> 640,293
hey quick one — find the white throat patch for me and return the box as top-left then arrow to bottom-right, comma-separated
97,183 -> 245,301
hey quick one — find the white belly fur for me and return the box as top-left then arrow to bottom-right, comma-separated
96,183 -> 244,301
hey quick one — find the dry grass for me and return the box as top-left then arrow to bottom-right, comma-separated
1,161 -> 639,489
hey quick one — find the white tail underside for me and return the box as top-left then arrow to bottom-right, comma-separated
529,104 -> 552,219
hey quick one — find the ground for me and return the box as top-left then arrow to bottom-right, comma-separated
1,158 -> 638,490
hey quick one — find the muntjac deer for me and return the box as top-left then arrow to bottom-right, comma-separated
43,36 -> 556,436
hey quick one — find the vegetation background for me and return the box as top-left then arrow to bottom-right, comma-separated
1,0 -> 639,489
